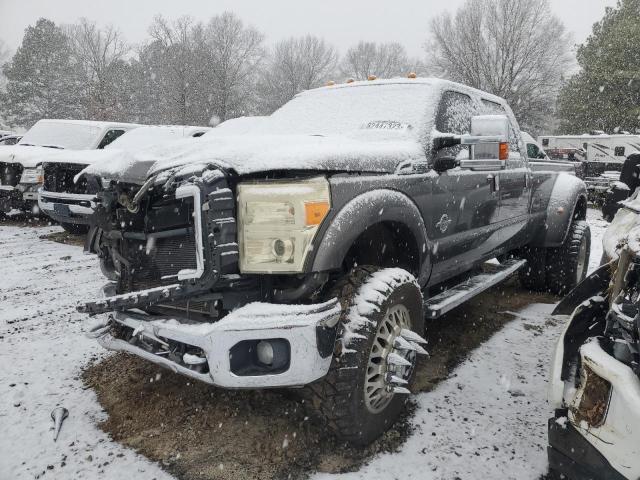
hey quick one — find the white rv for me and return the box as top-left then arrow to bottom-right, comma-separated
537,134 -> 640,165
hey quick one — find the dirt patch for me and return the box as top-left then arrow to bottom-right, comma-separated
84,277 -> 558,480
83,355 -> 416,480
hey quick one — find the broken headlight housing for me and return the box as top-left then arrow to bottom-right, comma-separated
237,176 -> 330,273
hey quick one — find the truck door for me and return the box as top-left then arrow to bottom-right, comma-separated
426,91 -> 502,283
479,99 -> 531,247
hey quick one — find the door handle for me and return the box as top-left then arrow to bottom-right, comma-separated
487,174 -> 499,193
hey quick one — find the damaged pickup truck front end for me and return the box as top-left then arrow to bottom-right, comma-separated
549,225 -> 640,479
83,163 -> 342,388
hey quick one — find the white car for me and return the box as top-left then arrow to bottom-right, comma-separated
38,125 -> 210,233
0,119 -> 140,216
549,193 -> 640,480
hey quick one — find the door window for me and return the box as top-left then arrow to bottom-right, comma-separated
97,129 -> 126,149
615,146 -> 626,157
527,143 -> 540,159
435,91 -> 475,159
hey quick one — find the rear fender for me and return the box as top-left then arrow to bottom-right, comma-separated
533,174 -> 588,247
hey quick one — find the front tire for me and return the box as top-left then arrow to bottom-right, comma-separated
304,266 -> 425,445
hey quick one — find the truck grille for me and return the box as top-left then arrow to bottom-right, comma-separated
43,162 -> 88,194
0,162 -> 23,187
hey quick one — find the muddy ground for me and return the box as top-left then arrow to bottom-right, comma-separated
83,277 -> 557,480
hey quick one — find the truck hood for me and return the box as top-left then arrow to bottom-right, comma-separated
40,149 -> 124,167
79,133 -> 427,184
0,145 -> 68,168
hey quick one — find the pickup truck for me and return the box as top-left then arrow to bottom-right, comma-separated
38,125 -> 211,233
0,119 -> 140,217
79,77 -> 590,445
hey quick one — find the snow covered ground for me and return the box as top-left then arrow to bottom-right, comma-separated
0,225 -> 172,480
0,209 -> 608,479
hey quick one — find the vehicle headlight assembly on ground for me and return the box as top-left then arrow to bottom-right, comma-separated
21,166 -> 44,184
237,176 -> 330,273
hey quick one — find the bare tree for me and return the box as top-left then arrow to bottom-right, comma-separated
140,15 -> 210,125
340,41 -> 416,80
258,35 -> 337,113
0,39 -> 10,93
67,19 -> 131,120
204,12 -> 265,121
428,0 -> 572,133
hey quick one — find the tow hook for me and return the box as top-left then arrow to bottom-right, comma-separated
85,315 -> 114,339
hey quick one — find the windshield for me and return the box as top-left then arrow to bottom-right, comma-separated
19,121 -> 101,150
106,127 -> 188,151
257,83 -> 436,137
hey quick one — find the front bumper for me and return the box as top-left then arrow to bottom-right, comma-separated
38,190 -> 96,225
0,184 -> 39,213
94,298 -> 341,388
548,338 -> 640,480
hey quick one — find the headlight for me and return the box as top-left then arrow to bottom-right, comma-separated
237,176 -> 330,273
21,166 -> 44,184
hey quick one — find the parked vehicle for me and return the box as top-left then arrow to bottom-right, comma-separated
39,125 -> 211,233
601,152 -> 640,221
0,120 -> 140,216
0,135 -> 22,146
522,132 -> 583,178
549,194 -> 640,480
79,78 -> 589,445
539,134 -> 640,199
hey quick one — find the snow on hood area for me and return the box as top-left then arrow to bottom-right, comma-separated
0,145 -> 70,168
80,131 -> 427,182
80,81 -> 440,181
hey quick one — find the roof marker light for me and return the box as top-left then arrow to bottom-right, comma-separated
367,75 -> 377,81
407,72 -> 417,79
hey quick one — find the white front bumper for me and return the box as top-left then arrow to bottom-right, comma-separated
552,337 -> 640,478
96,299 -> 341,389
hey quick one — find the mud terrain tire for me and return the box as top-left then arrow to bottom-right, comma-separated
519,220 -> 590,295
546,220 -> 590,294
304,266 -> 425,445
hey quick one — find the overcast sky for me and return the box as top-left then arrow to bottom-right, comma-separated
0,0 -> 618,57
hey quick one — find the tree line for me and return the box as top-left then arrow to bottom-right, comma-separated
5,0 -> 631,136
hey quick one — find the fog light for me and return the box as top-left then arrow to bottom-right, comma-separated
257,340 -> 274,365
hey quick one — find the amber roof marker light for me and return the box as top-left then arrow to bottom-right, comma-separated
367,75 -> 377,81
407,72 -> 417,79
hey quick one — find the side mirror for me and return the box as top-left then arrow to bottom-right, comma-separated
434,156 -> 457,173
470,115 -> 510,160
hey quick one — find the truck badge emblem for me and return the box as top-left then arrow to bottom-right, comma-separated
436,214 -> 452,233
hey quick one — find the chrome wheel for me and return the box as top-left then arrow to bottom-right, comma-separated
364,303 -> 415,414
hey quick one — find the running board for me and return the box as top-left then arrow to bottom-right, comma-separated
425,259 -> 526,319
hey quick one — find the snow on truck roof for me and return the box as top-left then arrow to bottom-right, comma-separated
307,77 -> 506,103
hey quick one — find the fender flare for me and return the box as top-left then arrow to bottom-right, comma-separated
309,189 -> 432,286
533,174 -> 588,248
